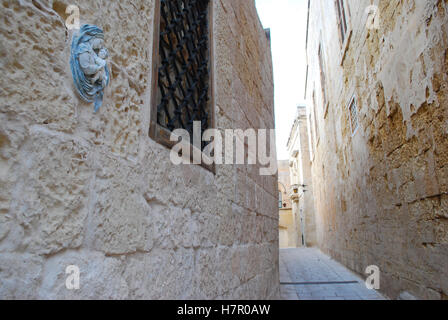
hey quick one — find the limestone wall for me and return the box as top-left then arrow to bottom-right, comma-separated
278,209 -> 295,249
307,0 -> 448,299
0,0 -> 278,299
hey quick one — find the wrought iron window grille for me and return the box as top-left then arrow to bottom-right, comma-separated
348,96 -> 359,136
150,0 -> 213,157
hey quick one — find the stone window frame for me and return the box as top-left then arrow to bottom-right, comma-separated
149,0 -> 216,173
334,0 -> 352,65
347,94 -> 359,137
335,0 -> 348,43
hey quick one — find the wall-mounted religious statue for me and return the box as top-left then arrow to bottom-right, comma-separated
70,24 -> 110,113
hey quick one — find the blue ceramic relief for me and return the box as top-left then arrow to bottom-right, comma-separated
70,24 -> 110,113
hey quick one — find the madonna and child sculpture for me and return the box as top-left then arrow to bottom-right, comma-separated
70,24 -> 110,113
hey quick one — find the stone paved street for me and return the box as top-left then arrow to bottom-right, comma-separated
280,248 -> 387,300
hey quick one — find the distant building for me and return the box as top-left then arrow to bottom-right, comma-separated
278,160 -> 295,248
286,106 -> 317,248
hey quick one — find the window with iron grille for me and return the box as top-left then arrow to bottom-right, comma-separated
335,0 -> 348,44
150,0 -> 213,153
348,96 -> 359,135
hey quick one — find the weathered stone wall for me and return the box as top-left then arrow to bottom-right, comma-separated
307,0 -> 448,299
0,0 -> 278,299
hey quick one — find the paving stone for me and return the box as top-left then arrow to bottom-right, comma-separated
280,248 -> 388,300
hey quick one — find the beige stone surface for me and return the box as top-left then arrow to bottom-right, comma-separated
0,0 -> 278,299
279,209 -> 296,248
306,0 -> 448,300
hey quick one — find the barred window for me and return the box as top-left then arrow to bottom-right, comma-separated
348,96 -> 359,135
150,0 -> 213,151
335,0 -> 348,44
318,43 -> 327,107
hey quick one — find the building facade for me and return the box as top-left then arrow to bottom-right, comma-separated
278,160 -> 296,248
306,0 -> 448,299
0,0 -> 279,299
287,106 -> 317,248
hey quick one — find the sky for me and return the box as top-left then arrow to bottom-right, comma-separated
255,0 -> 309,160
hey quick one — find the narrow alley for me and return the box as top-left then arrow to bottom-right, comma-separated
1,0 -> 448,303
280,248 -> 386,300
276,0 -> 448,301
